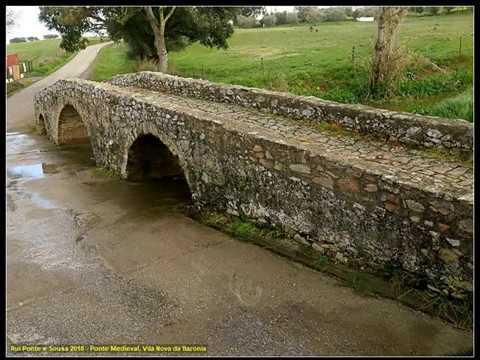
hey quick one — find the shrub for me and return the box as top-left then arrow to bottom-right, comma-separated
274,11 -> 288,25
261,15 -> 276,27
135,59 -> 157,72
414,91 -> 473,122
44,34 -> 59,39
286,12 -> 299,24
396,69 -> 472,97
236,15 -> 259,28
10,37 -> 27,43
305,8 -> 323,23
259,71 -> 289,92
322,8 -> 348,22
352,7 -> 379,19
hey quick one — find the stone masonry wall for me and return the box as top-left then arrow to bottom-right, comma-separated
109,72 -> 473,153
34,78 -> 473,298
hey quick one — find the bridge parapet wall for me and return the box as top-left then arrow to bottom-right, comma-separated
109,71 -> 473,153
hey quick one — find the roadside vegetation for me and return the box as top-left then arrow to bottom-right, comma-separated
90,42 -> 138,82
6,77 -> 37,97
90,12 -> 473,122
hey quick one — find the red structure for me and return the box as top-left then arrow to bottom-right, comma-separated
6,54 -> 19,67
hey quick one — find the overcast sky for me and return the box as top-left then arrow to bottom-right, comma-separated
6,6 -> 349,43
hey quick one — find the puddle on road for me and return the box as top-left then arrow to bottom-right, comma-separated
7,163 -> 61,180
29,192 -> 58,209
7,132 -> 39,153
7,132 -> 194,274
7,164 -> 44,179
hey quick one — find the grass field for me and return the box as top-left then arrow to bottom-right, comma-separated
90,43 -> 138,82
95,13 -> 473,121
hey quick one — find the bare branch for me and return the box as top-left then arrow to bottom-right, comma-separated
144,6 -> 159,28
164,6 -> 176,23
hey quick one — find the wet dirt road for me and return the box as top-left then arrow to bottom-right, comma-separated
6,46 -> 473,356
6,133 -> 474,357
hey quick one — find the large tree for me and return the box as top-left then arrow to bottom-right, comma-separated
39,6 -> 263,72
369,7 -> 408,97
294,6 -> 322,23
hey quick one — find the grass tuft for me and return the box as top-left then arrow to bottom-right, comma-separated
94,166 -> 117,178
414,91 -> 473,122
420,146 -> 473,168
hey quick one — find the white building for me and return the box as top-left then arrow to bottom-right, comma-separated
356,17 -> 374,22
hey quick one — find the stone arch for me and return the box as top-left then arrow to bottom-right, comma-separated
57,104 -> 89,145
125,133 -> 190,187
38,114 -> 47,135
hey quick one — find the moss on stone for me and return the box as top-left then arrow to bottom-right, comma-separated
420,147 -> 473,168
94,166 -> 118,178
305,120 -> 363,140
228,219 -> 259,240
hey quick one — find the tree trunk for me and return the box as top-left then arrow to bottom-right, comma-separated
369,7 -> 408,96
144,6 -> 175,73
153,26 -> 168,72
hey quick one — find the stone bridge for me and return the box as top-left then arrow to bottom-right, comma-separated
34,72 -> 473,297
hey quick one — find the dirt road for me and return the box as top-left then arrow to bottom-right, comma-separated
6,42 -> 111,133
5,43 -> 473,356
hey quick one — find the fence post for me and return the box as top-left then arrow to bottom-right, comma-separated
261,57 -> 264,76
351,45 -> 356,70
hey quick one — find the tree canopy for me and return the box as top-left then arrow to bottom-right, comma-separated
39,6 -> 264,58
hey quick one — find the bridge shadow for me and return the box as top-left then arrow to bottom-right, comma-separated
126,133 -> 192,202
35,110 -> 193,210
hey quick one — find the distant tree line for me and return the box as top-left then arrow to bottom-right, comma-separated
237,7 -> 372,28
235,6 -> 471,29
296,6 -> 353,23
407,6 -> 471,16
235,13 -> 287,29
9,37 -> 27,43
236,7 -> 354,29
9,35 -> 58,43
351,6 -> 470,20
352,7 -> 380,20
